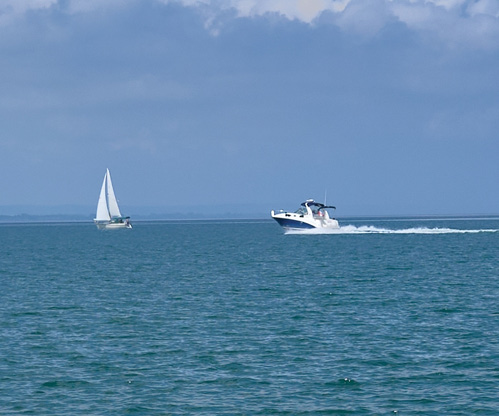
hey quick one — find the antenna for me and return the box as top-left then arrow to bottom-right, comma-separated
324,189 -> 327,205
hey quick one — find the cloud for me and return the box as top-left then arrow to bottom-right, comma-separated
63,0 -> 136,14
0,0 -> 134,20
158,0 -> 499,48
157,0 -> 349,22
0,0 -> 56,24
390,0 -> 499,49
0,0 -> 56,13
332,0 -> 393,37
1,0 -> 499,48
468,0 -> 499,17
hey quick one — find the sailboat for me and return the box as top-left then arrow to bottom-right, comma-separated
94,169 -> 132,229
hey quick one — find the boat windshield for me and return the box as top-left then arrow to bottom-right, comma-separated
295,207 -> 308,215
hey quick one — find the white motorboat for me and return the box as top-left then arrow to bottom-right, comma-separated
94,169 -> 132,230
271,199 -> 339,231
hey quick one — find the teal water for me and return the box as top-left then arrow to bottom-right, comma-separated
1,218 -> 498,415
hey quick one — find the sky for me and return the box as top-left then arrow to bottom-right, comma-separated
1,0 -> 498,217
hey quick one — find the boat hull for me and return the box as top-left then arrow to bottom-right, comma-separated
271,209 -> 339,231
95,221 -> 132,230
273,216 -> 316,230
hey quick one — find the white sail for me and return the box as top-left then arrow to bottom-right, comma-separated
105,169 -> 122,218
95,172 -> 111,221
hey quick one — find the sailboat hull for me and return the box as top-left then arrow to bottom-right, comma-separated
95,221 -> 132,230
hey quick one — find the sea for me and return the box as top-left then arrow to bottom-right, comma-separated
1,217 -> 498,415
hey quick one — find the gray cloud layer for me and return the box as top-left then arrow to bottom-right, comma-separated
2,0 -> 499,48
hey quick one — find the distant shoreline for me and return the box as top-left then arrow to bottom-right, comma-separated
1,214 -> 498,224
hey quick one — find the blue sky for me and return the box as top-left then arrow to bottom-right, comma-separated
1,0 -> 498,216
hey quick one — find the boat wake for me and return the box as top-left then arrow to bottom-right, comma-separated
285,225 -> 499,235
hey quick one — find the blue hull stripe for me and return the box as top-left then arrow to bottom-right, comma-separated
273,217 -> 315,229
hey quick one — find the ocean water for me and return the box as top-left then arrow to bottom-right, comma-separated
1,217 -> 498,415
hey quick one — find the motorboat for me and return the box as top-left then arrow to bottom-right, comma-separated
94,169 -> 132,230
271,199 -> 339,231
